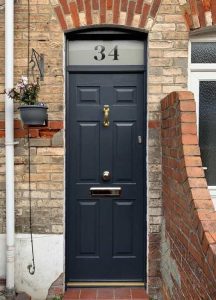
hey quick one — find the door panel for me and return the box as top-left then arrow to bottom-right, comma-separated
115,87 -> 137,103
113,200 -> 134,256
113,123 -> 135,182
66,72 -> 146,282
77,123 -> 100,181
78,87 -> 100,104
76,200 -> 99,257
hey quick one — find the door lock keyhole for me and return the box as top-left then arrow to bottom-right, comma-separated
102,170 -> 111,181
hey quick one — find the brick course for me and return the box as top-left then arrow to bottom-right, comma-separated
161,91 -> 216,299
0,120 -> 63,139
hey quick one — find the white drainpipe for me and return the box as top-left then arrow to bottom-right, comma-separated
5,0 -> 15,297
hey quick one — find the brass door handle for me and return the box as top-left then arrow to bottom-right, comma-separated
103,105 -> 110,127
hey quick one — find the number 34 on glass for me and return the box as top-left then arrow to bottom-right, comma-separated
94,45 -> 119,61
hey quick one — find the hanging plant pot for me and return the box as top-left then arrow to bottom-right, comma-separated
18,104 -> 48,126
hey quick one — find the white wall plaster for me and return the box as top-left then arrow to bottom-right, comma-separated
0,234 -> 64,300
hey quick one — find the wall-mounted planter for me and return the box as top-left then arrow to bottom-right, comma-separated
18,105 -> 48,126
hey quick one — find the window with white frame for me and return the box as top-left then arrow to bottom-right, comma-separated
189,33 -> 216,210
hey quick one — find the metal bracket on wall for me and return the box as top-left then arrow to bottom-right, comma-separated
29,48 -> 44,81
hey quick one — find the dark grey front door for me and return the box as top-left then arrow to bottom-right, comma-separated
66,71 -> 146,282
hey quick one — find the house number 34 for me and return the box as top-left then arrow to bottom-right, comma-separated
94,45 -> 119,61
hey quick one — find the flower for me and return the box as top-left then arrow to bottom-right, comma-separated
5,76 -> 40,105
22,76 -> 28,85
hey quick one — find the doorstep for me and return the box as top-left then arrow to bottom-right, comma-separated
63,287 -> 149,299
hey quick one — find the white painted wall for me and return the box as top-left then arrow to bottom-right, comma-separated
0,234 -> 64,300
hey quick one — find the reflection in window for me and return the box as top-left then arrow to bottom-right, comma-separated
191,42 -> 216,63
199,81 -> 216,185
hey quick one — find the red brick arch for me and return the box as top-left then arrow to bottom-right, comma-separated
51,0 -> 161,31
51,0 -> 216,32
179,0 -> 216,30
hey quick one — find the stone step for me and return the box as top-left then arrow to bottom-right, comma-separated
64,287 -> 149,300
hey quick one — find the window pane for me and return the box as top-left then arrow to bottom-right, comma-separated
68,40 -> 144,66
199,81 -> 216,185
191,42 -> 216,63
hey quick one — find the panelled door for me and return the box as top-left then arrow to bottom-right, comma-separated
66,71 -> 146,282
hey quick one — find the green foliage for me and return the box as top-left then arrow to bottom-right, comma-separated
52,295 -> 63,300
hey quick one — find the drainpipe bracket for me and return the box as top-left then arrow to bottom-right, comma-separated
5,141 -> 19,146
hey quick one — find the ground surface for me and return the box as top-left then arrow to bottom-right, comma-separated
63,287 -> 149,300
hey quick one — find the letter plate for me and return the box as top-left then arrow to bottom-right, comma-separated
90,187 -> 122,197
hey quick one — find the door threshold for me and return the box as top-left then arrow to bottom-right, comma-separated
67,282 -> 145,287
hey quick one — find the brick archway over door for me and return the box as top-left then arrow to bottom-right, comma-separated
51,0 -> 216,32
51,0 -> 161,31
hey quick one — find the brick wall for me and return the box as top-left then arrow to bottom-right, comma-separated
161,91 -> 216,299
180,0 -> 216,29
0,1 -> 192,298
147,2 -> 188,295
0,0 -> 64,234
